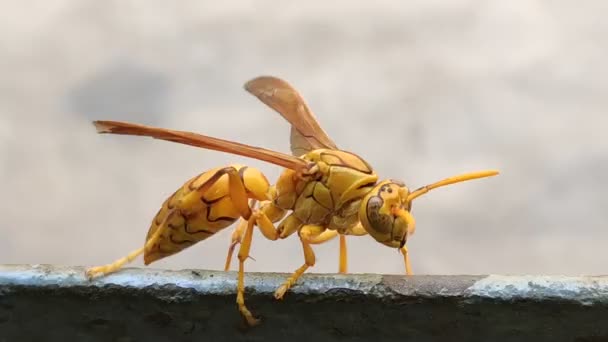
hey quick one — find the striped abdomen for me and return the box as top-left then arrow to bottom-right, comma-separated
143,164 -> 269,264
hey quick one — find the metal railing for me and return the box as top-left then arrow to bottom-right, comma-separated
0,264 -> 607,341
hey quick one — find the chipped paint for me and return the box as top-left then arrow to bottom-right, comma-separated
467,275 -> 608,304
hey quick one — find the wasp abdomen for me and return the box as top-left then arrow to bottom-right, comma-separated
142,164 -> 269,264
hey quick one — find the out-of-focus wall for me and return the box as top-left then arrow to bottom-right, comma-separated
1,1 -> 606,275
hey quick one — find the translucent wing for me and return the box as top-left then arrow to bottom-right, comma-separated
244,76 -> 338,156
93,120 -> 309,172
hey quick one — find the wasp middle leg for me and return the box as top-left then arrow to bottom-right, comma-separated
339,235 -> 347,274
227,220 -> 350,275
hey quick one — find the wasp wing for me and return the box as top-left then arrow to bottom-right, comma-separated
93,120 -> 309,172
244,76 -> 338,156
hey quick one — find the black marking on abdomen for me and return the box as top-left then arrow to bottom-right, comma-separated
169,233 -> 196,245
184,220 -> 216,235
206,206 -> 238,223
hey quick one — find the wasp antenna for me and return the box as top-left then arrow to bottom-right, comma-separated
407,169 -> 500,202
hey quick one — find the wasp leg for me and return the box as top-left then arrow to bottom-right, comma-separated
338,223 -> 372,274
236,209 -> 281,327
224,199 -> 257,271
274,224 -> 327,300
339,235 -> 347,274
345,223 -> 369,236
226,188 -> 284,272
236,213 -> 260,326
225,200 -> 285,272
85,248 -> 144,279
400,246 -> 413,275
190,166 -> 279,326
196,169 -> 278,327
304,229 -> 346,274
222,176 -> 282,326
308,229 -> 338,244
224,218 -> 248,271
390,208 -> 415,276
85,211 -> 176,279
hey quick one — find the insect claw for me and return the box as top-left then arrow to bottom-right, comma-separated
84,269 -> 99,281
242,314 -> 261,327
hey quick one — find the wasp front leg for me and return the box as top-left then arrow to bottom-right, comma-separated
274,224 -> 331,300
392,207 -> 415,276
302,229 -> 346,274
345,221 -> 414,275
337,223 -> 370,275
401,246 -> 413,275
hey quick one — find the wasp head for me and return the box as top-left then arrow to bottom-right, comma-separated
358,180 -> 415,249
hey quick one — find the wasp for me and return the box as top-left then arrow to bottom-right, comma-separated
85,76 -> 499,326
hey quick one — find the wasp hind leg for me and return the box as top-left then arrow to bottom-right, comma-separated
85,248 -> 145,280
85,166 -> 251,280
85,211 -> 176,279
235,207 -> 284,326
224,200 -> 256,271
173,166 -> 277,327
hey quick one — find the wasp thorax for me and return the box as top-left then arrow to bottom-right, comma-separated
358,180 -> 412,248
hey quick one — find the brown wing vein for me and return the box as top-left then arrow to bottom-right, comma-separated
244,76 -> 338,154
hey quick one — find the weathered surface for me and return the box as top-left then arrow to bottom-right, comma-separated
0,265 -> 607,341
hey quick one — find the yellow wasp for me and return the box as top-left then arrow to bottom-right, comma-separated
85,76 -> 499,326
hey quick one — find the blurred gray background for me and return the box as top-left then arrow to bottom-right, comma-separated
1,1 -> 606,276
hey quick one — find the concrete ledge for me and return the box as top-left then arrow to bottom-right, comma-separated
0,265 -> 607,341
